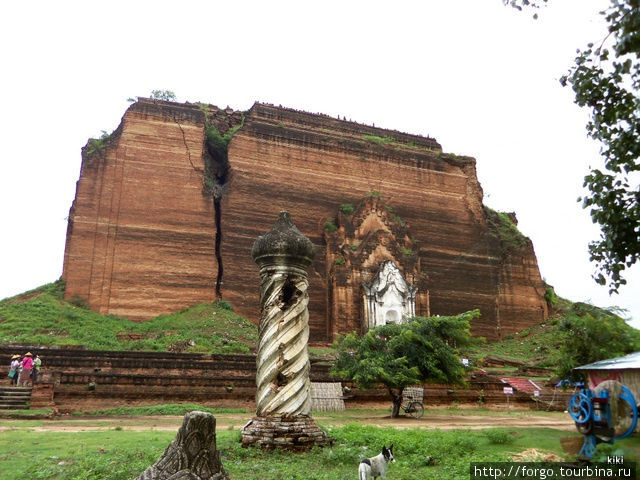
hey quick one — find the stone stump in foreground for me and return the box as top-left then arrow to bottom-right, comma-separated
135,411 -> 228,480
241,211 -> 331,450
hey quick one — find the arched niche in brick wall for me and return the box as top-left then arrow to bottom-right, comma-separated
324,196 -> 429,340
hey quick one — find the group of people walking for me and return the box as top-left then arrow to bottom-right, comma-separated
7,352 -> 41,387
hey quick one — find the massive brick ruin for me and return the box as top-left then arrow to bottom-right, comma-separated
62,98 -> 548,342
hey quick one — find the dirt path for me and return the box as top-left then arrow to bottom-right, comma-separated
0,412 -> 575,433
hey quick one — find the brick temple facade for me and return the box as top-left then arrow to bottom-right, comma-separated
62,98 -> 548,342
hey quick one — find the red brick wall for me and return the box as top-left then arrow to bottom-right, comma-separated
63,100 -> 548,340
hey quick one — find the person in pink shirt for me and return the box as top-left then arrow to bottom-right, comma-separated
20,352 -> 34,387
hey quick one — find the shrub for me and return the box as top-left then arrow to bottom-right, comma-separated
84,130 -> 112,157
483,429 -> 515,445
544,285 -> 559,307
324,220 -> 338,232
215,300 -> 233,311
150,89 -> 176,101
339,203 -> 354,215
334,256 -> 346,266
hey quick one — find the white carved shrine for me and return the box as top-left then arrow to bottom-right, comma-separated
362,261 -> 417,330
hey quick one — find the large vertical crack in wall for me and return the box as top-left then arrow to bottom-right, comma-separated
174,109 -> 237,300
202,108 -> 245,300
213,197 -> 224,299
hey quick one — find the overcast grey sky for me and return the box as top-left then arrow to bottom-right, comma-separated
1,0 -> 638,327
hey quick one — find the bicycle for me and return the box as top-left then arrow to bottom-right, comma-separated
401,398 -> 424,418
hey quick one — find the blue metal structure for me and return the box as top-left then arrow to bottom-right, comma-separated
568,384 -> 638,459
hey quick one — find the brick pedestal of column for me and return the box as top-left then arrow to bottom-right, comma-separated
241,416 -> 332,450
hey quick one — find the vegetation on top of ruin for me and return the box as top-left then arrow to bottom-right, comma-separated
362,134 -> 436,152
0,280 -> 257,354
323,219 -> 338,232
544,283 -> 559,307
384,204 -> 406,226
150,89 -> 177,101
338,203 -> 354,215
436,151 -> 476,164
83,130 -> 113,160
484,206 -> 529,254
203,116 -> 245,197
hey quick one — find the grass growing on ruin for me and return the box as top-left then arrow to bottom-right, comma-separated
0,281 -> 258,354
463,321 -> 559,366
484,206 -> 529,254
76,404 -> 247,416
0,423 -> 598,480
463,298 -> 640,377
0,408 -> 54,418
362,134 -> 435,152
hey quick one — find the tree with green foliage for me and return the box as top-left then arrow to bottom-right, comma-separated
504,0 -> 548,18
555,303 -> 640,382
560,1 -> 640,294
150,89 -> 176,101
331,311 -> 478,417
510,0 -> 640,294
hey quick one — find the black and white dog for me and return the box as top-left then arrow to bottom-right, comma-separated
358,445 -> 395,480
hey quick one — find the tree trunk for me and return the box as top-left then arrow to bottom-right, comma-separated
389,387 -> 404,418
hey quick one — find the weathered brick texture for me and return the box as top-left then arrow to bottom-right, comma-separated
62,98 -> 548,341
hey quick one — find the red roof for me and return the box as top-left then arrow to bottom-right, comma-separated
501,377 -> 543,394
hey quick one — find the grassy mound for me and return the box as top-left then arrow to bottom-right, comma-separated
464,322 -> 558,366
463,293 -> 640,379
0,280 -> 257,354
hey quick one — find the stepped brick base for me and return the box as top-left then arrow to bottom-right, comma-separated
241,416 -> 332,450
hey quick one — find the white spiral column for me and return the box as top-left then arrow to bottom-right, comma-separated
255,267 -> 311,416
242,211 -> 331,449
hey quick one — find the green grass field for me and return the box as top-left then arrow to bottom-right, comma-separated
0,424 -> 587,480
2,405 -> 640,480
2,421 -> 638,480
75,404 -> 247,416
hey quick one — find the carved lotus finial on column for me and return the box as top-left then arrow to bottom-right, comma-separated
252,211 -> 315,271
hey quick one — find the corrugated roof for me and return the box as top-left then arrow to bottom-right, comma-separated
501,377 -> 544,394
575,351 -> 640,371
